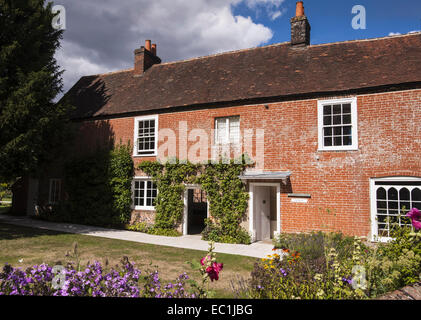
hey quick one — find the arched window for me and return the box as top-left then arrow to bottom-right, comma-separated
371,177 -> 421,240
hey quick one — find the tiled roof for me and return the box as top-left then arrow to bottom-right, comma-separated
65,33 -> 421,119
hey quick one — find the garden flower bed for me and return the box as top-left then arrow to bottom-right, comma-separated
230,208 -> 421,299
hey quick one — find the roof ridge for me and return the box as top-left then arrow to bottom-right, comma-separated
310,31 -> 421,48
89,67 -> 134,78
159,41 -> 291,66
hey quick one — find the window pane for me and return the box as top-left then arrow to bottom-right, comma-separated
324,137 -> 332,147
229,117 -> 240,143
342,115 -> 351,124
323,105 -> 332,115
342,136 -> 352,146
334,136 -> 342,146
333,105 -> 342,114
377,187 -> 386,199
343,126 -> 352,136
324,127 -> 332,137
216,118 -> 227,143
377,200 -> 387,209
388,188 -> 398,201
333,127 -> 342,136
399,188 -> 410,200
412,188 -> 421,202
342,104 -> 351,114
323,116 -> 332,126
333,115 -> 341,125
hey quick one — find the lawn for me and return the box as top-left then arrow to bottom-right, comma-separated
0,222 -> 257,298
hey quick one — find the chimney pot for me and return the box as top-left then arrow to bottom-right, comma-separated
296,1 -> 304,17
145,40 -> 151,51
151,43 -> 157,55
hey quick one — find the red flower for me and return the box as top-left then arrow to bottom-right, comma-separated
206,262 -> 224,281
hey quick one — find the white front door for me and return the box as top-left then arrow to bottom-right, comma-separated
254,186 -> 271,241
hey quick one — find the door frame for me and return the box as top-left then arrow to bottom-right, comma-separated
183,184 -> 209,236
249,182 -> 281,242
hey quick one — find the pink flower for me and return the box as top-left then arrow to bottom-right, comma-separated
406,208 -> 421,230
200,256 -> 210,266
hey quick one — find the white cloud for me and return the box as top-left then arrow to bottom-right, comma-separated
55,0 -> 276,97
55,40 -> 121,94
388,32 -> 401,36
244,0 -> 286,20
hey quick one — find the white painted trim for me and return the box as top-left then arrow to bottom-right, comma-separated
133,114 -> 158,157
317,97 -> 358,151
249,182 -> 281,242
132,176 -> 156,211
369,176 -> 421,242
182,185 -> 208,236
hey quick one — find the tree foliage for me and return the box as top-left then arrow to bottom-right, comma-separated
0,0 -> 70,180
39,143 -> 134,227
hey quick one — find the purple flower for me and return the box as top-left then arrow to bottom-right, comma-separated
342,277 -> 353,285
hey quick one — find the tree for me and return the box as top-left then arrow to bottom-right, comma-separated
0,0 -> 71,181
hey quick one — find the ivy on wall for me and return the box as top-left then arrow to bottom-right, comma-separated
198,158 -> 251,244
138,156 -> 252,244
139,159 -> 198,230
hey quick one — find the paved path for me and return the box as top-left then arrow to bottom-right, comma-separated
0,215 -> 275,259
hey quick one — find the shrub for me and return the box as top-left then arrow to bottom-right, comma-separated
126,222 -> 150,233
147,227 -> 182,237
38,143 -> 134,227
202,220 -> 251,245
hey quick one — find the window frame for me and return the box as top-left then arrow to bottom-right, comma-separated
133,115 -> 158,157
370,176 -> 421,242
48,178 -> 61,204
132,177 -> 157,211
214,116 -> 240,145
317,97 -> 358,151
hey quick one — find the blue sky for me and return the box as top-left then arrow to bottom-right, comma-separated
233,0 -> 421,45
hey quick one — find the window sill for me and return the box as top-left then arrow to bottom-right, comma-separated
317,147 -> 359,152
134,206 -> 155,211
133,153 -> 157,158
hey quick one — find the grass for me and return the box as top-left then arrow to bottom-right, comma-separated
0,222 -> 257,298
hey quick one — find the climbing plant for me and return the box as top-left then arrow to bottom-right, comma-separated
138,155 -> 252,244
198,157 -> 251,244
139,159 -> 199,231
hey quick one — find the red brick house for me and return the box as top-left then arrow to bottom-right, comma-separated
16,2 -> 421,242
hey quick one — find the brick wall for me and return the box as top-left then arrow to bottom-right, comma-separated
73,88 -> 421,238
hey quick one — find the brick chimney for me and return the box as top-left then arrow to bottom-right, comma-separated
134,40 -> 161,76
290,1 -> 311,46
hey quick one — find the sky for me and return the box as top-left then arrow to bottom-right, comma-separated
54,0 -> 421,96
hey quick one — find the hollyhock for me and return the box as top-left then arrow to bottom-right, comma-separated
406,208 -> 421,230
206,262 -> 223,282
